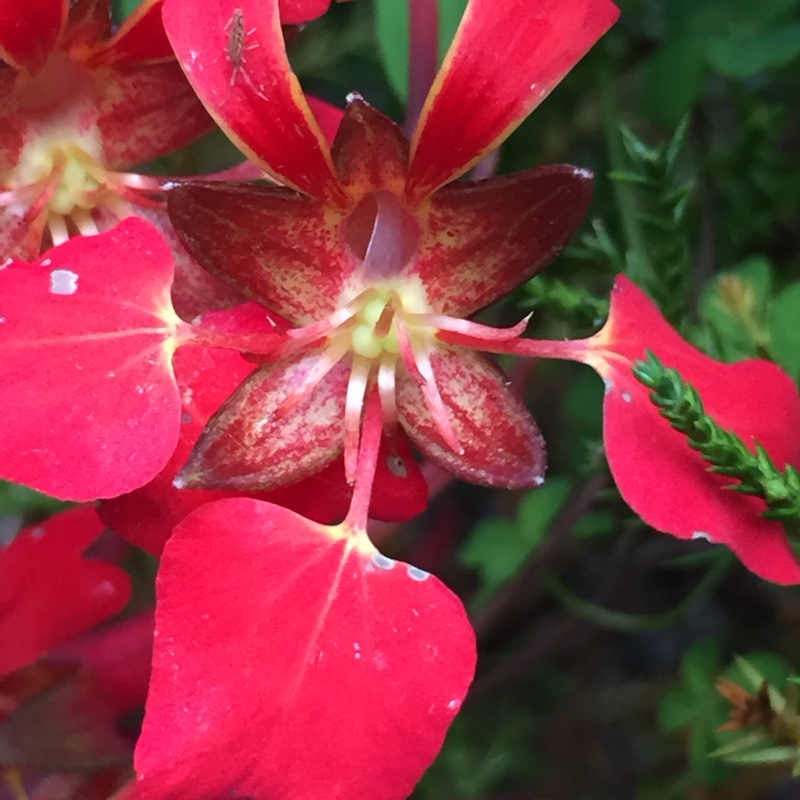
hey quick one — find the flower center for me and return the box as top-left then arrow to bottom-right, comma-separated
2,53 -> 163,248
16,140 -> 105,215
350,296 -> 401,359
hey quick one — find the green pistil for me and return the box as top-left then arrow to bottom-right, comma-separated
351,297 -> 401,359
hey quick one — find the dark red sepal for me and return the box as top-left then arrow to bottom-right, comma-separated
166,181 -> 351,325
414,165 -> 593,317
0,506 -> 131,678
179,352 -> 349,491
135,498 -> 475,800
398,346 -> 546,489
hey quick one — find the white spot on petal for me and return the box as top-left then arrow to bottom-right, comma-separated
30,526 -> 45,539
692,531 -> 713,543
40,257 -> 52,267
447,699 -> 461,711
573,166 -> 593,180
407,565 -> 430,581
604,378 -> 614,395
371,553 -> 396,571
621,391 -> 632,403
50,269 -> 79,295
94,580 -> 115,597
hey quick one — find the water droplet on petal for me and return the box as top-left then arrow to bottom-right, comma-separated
371,553 -> 396,570
407,565 -> 430,581
386,454 -> 407,478
49,268 -> 79,295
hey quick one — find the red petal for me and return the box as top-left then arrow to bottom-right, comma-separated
167,181 -> 351,324
180,352 -> 349,491
162,0 -> 345,204
89,0 -> 174,64
414,165 -> 593,317
406,0 -> 620,199
0,0 -> 68,73
135,498 -> 475,800
332,97 -> 409,197
587,276 -> 800,584
398,346 -> 546,488
278,0 -> 331,24
54,611 -> 154,717
0,507 -> 131,678
96,62 -> 213,168
0,218 -> 183,501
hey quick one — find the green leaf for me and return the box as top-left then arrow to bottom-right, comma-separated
438,0 -> 470,57
719,744 -> 798,764
681,639 -> 721,697
571,510 -> 616,540
700,256 -> 774,360
769,281 -> 800,380
640,38 -> 708,128
706,24 -> 800,77
0,481 -> 67,520
112,0 -> 146,22
459,477 -> 571,600
665,0 -> 798,38
374,0 -> 410,102
516,477 -> 572,539
658,685 -> 700,731
726,652 -> 792,691
374,0 -> 470,106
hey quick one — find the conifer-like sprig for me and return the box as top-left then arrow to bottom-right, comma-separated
613,120 -> 694,327
633,351 -> 800,521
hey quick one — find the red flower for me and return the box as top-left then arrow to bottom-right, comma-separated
0,0 -> 346,318
161,0 -> 620,498
0,217 -> 427,538
498,277 -> 800,585
0,0 -> 210,257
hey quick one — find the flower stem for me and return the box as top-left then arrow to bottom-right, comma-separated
404,0 -> 439,136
